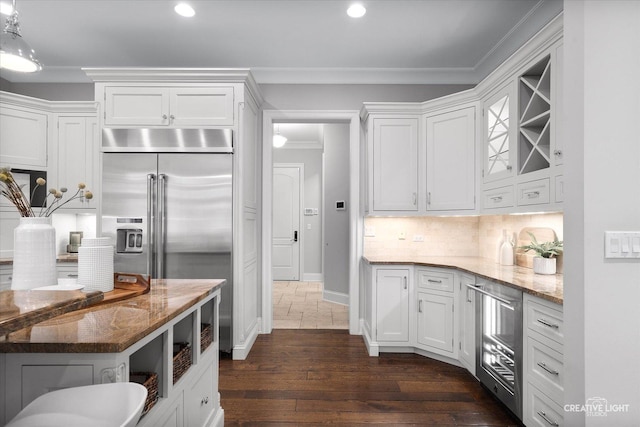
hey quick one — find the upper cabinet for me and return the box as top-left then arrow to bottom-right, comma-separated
0,96 -> 48,169
426,107 -> 476,211
52,113 -> 99,210
483,83 -> 516,184
363,99 -> 478,216
371,117 -> 419,212
104,86 -> 234,127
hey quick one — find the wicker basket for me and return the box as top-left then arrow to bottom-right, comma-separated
130,372 -> 158,416
173,342 -> 192,384
200,323 -> 213,353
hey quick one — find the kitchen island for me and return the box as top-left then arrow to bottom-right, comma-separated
0,279 -> 225,427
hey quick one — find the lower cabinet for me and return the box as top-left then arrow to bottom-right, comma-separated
458,273 -> 476,374
523,294 -> 564,426
416,291 -> 454,354
186,363 -> 216,427
375,269 -> 410,343
156,392 -> 184,427
0,264 -> 11,291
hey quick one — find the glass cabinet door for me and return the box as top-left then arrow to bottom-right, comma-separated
483,84 -> 516,183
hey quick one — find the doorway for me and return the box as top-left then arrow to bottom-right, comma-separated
262,110 -> 361,335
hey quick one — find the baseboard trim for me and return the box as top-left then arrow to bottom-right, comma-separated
323,289 -> 349,306
302,273 -> 323,282
232,322 -> 259,360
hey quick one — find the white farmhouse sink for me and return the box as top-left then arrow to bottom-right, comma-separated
7,382 -> 147,427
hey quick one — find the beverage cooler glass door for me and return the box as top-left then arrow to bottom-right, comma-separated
481,292 -> 518,392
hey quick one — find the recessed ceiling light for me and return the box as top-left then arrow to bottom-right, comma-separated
174,3 -> 195,17
347,4 -> 366,18
0,2 -> 13,15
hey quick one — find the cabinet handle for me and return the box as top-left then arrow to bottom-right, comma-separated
427,279 -> 442,283
554,149 -> 563,156
490,195 -> 503,202
537,410 -> 559,426
525,191 -> 540,199
427,192 -> 431,205
67,273 -> 78,278
403,276 -> 407,290
418,300 -> 423,313
201,396 -> 209,405
412,192 -> 417,206
537,318 -> 559,329
162,114 -> 168,120
537,361 -> 559,376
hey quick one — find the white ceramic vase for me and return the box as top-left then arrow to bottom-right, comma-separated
533,256 -> 556,275
12,217 -> 57,290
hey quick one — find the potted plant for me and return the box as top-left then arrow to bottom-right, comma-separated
519,232 -> 563,275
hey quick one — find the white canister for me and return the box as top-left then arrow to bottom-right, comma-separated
78,237 -> 114,292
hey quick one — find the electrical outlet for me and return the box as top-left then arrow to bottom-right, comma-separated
398,231 -> 406,240
364,226 -> 376,237
413,234 -> 424,242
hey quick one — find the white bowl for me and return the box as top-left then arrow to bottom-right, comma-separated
7,382 -> 148,427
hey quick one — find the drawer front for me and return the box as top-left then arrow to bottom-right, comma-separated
482,185 -> 514,209
524,383 -> 564,427
186,363 -> 215,427
527,337 -> 564,402
517,178 -> 550,206
526,299 -> 564,345
0,271 -> 12,291
417,269 -> 454,292
56,265 -> 79,278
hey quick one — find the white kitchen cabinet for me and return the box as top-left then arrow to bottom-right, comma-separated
54,115 -> 98,209
104,86 -> 234,127
483,83 -> 516,184
415,268 -> 456,358
416,292 -> 454,355
0,264 -> 12,291
371,118 -> 419,212
0,101 -> 48,169
458,273 -> 476,375
523,294 -> 564,427
425,107 -> 476,211
376,268 -> 410,342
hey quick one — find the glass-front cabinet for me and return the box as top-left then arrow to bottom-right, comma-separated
483,83 -> 516,183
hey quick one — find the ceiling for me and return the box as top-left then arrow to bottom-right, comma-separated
0,0 -> 562,84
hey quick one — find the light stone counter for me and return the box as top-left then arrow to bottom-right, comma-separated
364,255 -> 563,304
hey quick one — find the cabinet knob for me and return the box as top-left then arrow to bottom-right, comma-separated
506,165 -> 512,171
554,149 -> 563,156
170,114 -> 175,120
201,396 -> 209,405
162,114 -> 168,120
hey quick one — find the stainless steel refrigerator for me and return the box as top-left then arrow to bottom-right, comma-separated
101,129 -> 234,352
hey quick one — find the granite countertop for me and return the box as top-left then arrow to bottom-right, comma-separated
363,255 -> 563,305
0,279 -> 225,353
0,254 -> 78,265
0,290 -> 104,336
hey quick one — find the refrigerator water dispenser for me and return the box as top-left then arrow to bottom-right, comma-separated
116,228 -> 143,253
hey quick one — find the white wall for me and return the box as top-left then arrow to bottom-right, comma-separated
260,84 -> 473,110
323,123 -> 350,297
564,1 -> 640,425
272,148 -> 323,278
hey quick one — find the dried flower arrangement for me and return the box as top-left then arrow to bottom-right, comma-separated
0,167 -> 92,217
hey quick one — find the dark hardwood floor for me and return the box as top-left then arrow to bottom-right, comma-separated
219,329 -> 521,426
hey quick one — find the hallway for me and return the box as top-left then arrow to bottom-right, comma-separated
272,281 -> 348,329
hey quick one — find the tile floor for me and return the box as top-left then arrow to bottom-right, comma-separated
272,281 -> 348,329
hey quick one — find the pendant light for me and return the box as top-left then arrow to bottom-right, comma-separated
273,125 -> 287,148
0,0 -> 42,73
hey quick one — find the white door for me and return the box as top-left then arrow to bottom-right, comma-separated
272,166 -> 301,280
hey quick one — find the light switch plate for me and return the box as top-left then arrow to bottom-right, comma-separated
605,231 -> 640,259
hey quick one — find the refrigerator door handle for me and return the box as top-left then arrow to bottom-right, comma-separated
158,173 -> 167,279
146,174 -> 156,277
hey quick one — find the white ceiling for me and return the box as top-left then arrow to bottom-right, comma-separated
0,0 -> 562,84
